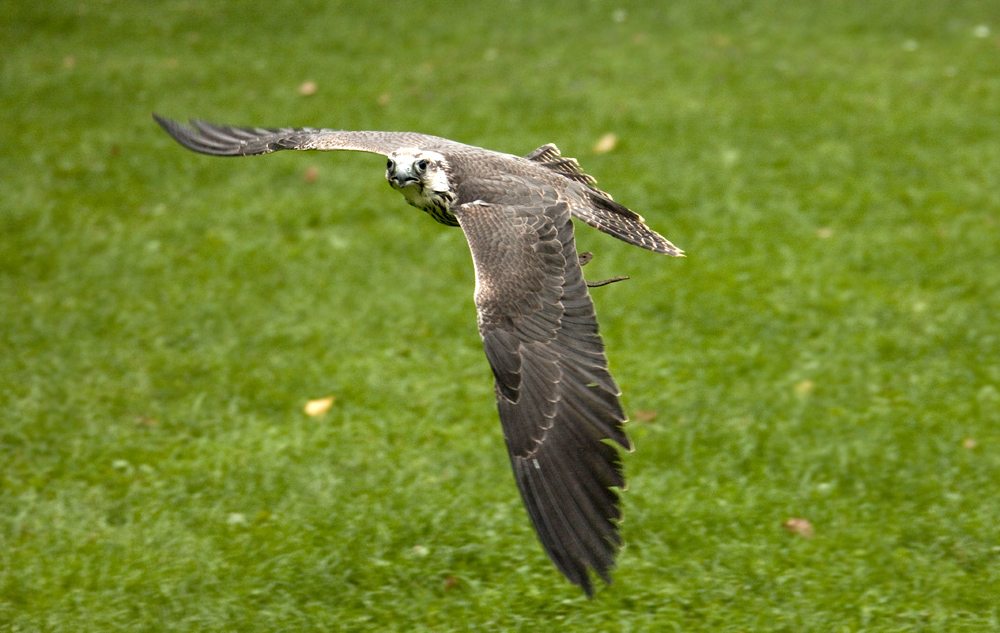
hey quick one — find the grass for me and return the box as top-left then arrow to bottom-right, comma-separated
2,0 -> 1000,630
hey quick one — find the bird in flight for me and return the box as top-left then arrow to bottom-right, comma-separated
153,114 -> 683,596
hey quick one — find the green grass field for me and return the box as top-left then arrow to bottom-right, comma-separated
3,1 -> 999,630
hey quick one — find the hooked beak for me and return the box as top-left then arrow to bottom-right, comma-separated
389,171 -> 417,188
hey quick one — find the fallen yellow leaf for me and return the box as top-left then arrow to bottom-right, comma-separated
794,380 -> 815,396
299,81 -> 317,96
304,396 -> 335,416
593,133 -> 617,155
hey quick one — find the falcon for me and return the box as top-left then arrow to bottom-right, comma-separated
153,114 -> 683,596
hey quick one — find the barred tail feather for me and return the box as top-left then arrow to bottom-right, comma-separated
575,193 -> 684,257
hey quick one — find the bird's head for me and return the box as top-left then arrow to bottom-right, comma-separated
385,149 -> 451,196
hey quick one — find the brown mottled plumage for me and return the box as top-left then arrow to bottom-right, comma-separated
153,114 -> 683,596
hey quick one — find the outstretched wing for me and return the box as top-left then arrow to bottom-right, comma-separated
153,114 -> 441,157
454,198 -> 631,596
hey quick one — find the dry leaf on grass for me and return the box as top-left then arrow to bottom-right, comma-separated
593,133 -> 617,155
304,396 -> 335,416
782,518 -> 814,538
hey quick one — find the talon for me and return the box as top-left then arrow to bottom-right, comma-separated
587,276 -> 629,288
579,252 -> 627,287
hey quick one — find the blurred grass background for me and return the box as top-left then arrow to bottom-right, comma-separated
2,1 -> 999,630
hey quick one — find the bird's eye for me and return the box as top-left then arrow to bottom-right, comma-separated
415,159 -> 429,172
386,159 -> 395,170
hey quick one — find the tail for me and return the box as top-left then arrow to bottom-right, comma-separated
574,192 -> 684,257
524,143 -> 683,257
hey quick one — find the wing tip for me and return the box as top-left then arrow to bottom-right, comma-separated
153,113 -> 232,156
151,112 -> 185,139
510,442 -> 627,597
